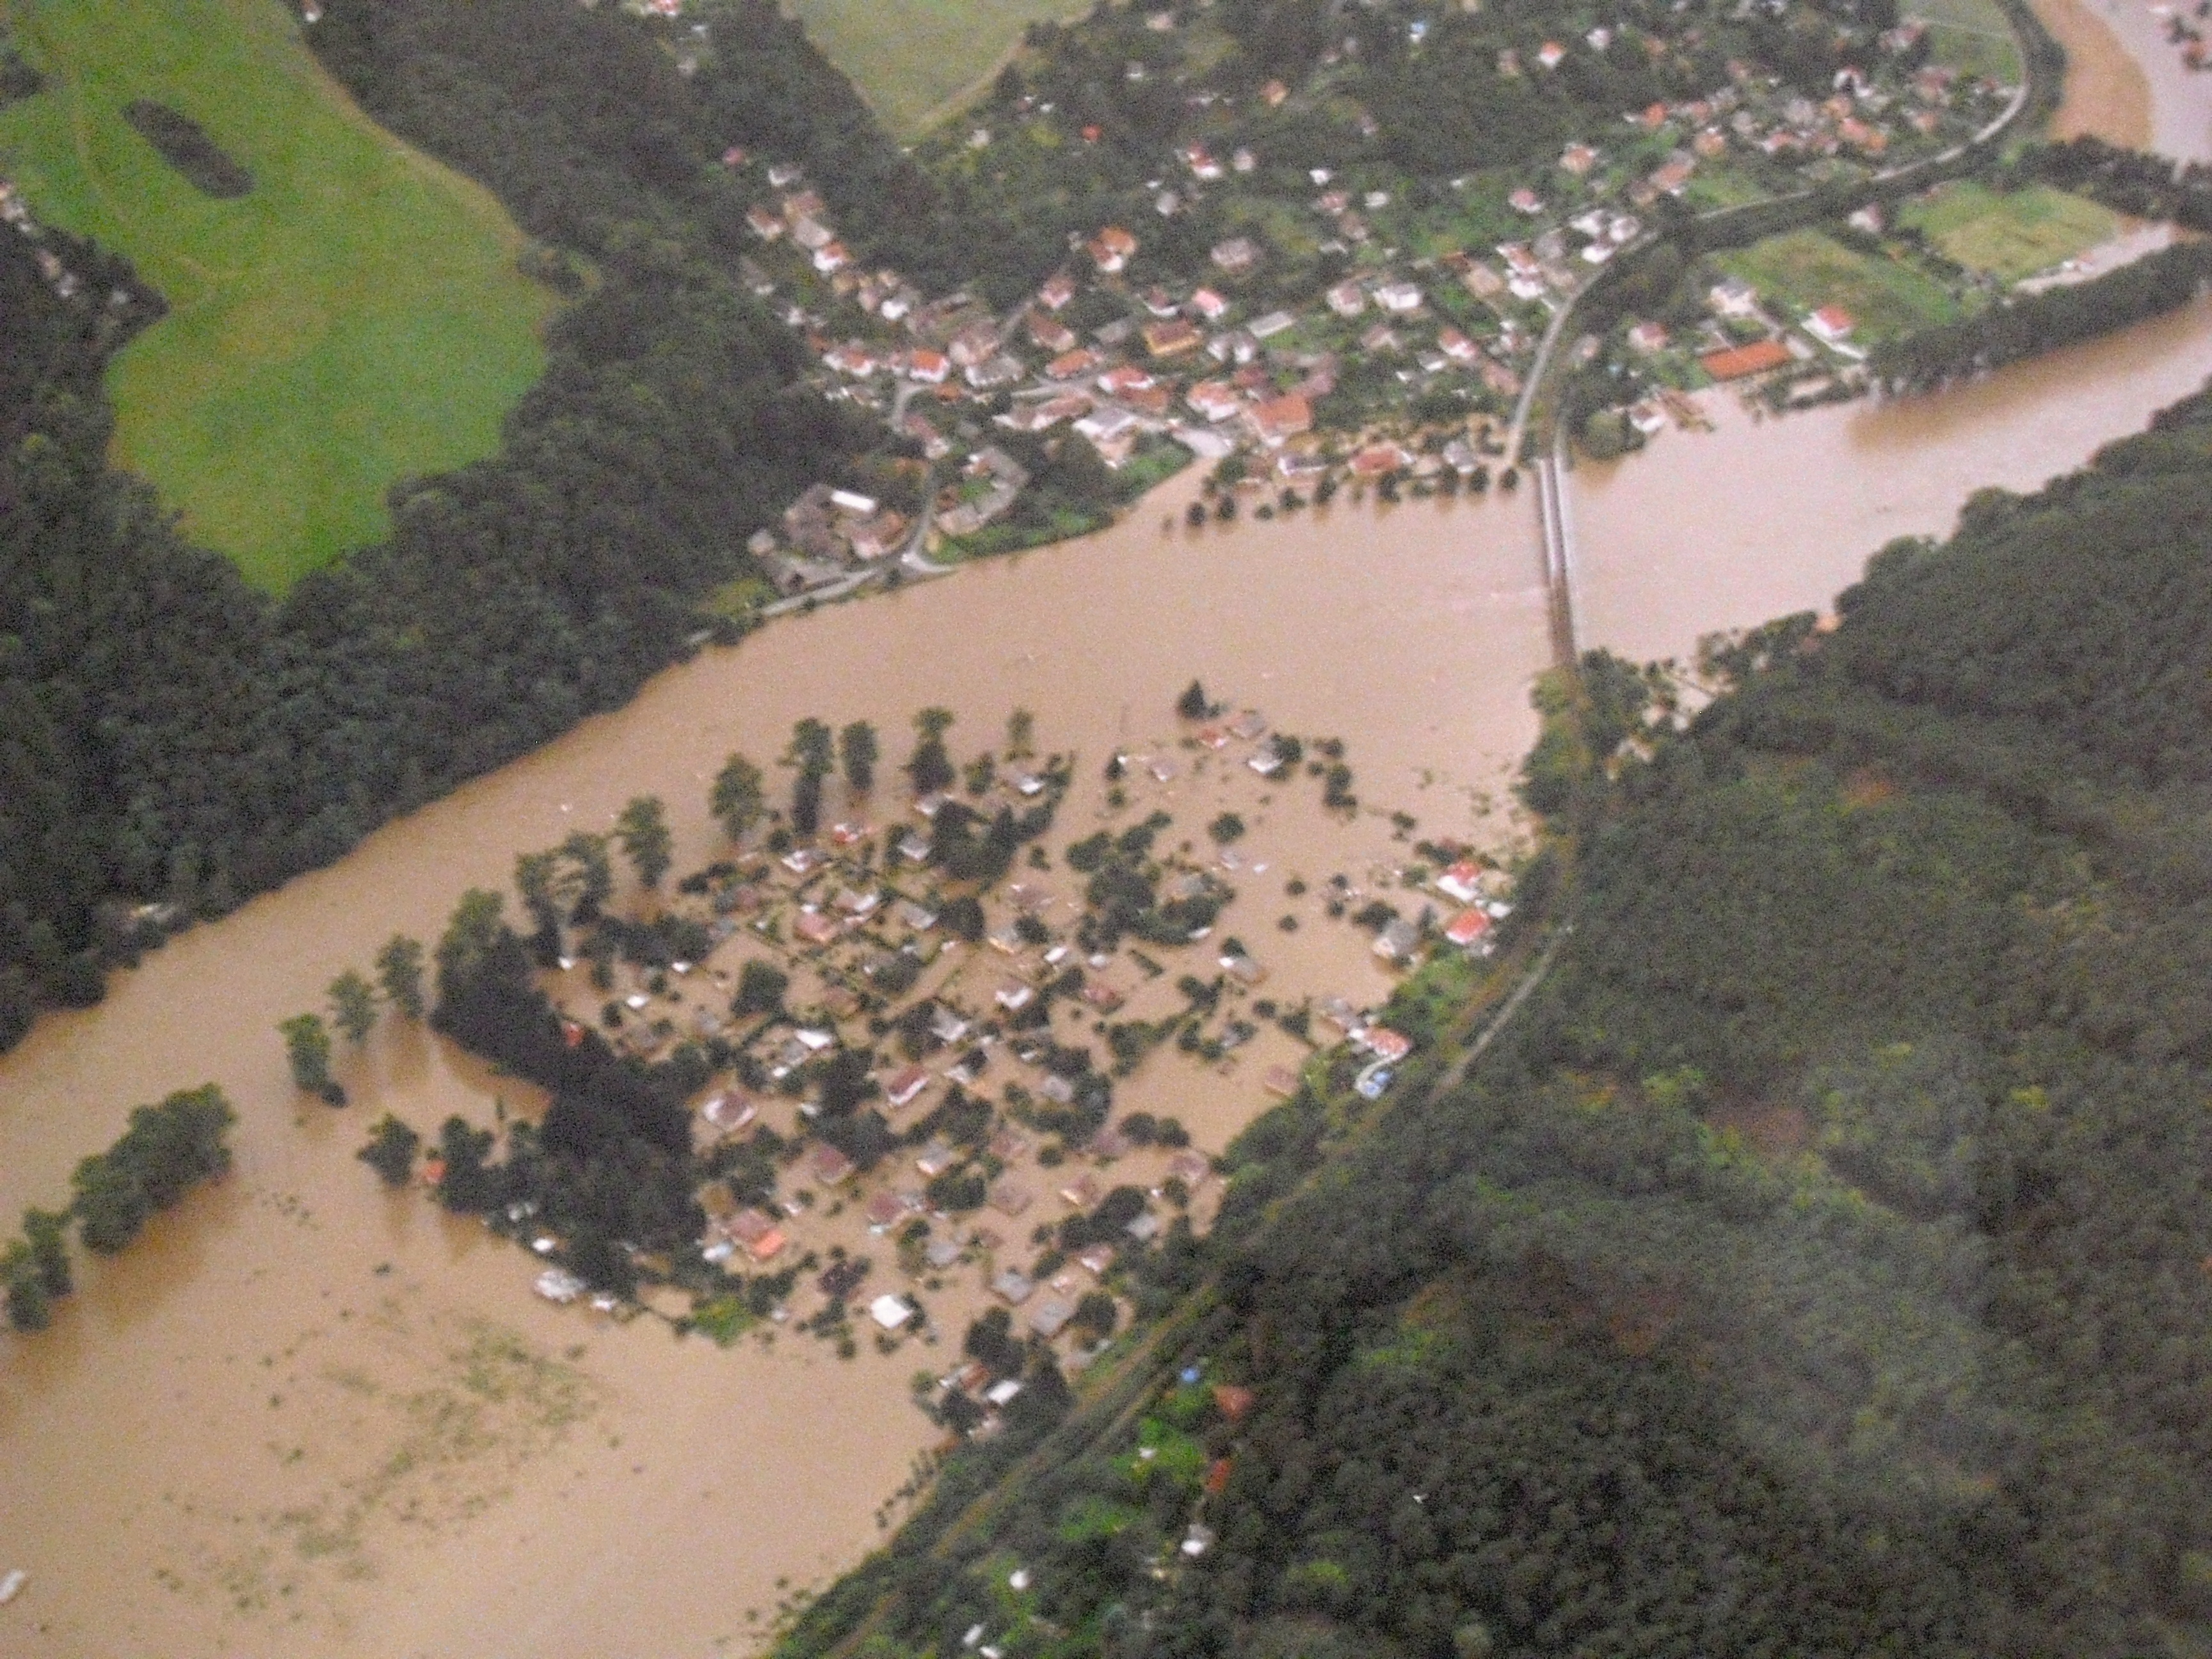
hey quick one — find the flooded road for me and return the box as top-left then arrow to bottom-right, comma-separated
8,4 -> 2212,1646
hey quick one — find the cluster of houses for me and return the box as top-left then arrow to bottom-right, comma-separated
714,6 -> 2009,515
518,719 -> 1363,1365
730,170 -> 1063,591
513,702 -> 1519,1384
749,152 -> 1528,488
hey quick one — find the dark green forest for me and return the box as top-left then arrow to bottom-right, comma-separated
774,393 -> 2212,1659
0,0 -> 890,1050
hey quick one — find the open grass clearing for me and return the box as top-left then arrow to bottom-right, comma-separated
1905,0 -> 2024,83
1901,180 -> 2122,281
1715,228 -> 1965,340
0,0 -> 555,589
787,0 -> 1086,137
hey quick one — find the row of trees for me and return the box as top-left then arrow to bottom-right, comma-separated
1868,237 -> 2212,394
276,936 -> 425,1103
2015,135 -> 2212,233
707,709 -> 1007,844
4,1086 -> 235,1329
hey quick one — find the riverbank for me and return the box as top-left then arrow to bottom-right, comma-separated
2057,0 -> 2212,157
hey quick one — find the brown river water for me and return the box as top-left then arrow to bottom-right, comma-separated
2,3 -> 2204,1651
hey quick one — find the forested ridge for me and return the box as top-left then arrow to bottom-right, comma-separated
0,0 -> 899,1051
778,392 -> 2212,1659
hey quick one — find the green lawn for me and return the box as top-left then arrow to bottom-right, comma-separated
1681,165 -> 1774,213
788,0 -> 1086,137
1716,228 -> 1964,341
0,0 -> 554,589
1900,180 -> 2122,282
1905,0 -> 2024,83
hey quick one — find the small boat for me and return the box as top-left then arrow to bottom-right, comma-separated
0,1569 -> 26,1605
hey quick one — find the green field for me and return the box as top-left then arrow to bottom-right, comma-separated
0,0 -> 555,589
1905,0 -> 2024,83
1717,228 -> 1964,341
789,0 -> 1084,136
1900,180 -> 2121,282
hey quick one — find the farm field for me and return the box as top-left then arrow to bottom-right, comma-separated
0,0 -> 554,589
1907,0 -> 2026,82
788,0 -> 1084,136
1716,227 -> 1966,340
1901,180 -> 2123,281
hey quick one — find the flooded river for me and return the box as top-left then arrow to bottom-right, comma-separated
0,481 -> 1551,1659
1572,293 -> 2212,661
6,4 -> 2211,1648
2055,0 -> 2212,159
2043,0 -> 2156,150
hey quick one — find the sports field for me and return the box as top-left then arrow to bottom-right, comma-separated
1900,181 -> 2122,282
0,0 -> 554,589
789,0 -> 1083,136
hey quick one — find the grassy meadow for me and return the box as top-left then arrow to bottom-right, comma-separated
787,0 -> 1084,136
1717,228 -> 1966,340
0,0 -> 555,589
1900,180 -> 2122,281
1906,0 -> 2026,83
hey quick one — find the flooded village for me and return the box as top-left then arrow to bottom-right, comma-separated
8,0 -> 2212,1651
389,699 -> 1518,1438
709,0 -> 2212,620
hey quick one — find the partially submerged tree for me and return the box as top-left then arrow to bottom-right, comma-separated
358,1115 -> 422,1188
787,719 -> 836,836
733,959 -> 790,1018
711,753 -> 767,842
3,1240 -> 49,1332
22,1206 -> 72,1299
375,934 -> 426,1021
280,1012 -> 342,1103
906,707 -> 956,796
614,795 -> 673,890
329,968 -> 380,1045
840,720 -> 879,794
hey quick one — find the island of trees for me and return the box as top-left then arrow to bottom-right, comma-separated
4,1085 -> 235,1330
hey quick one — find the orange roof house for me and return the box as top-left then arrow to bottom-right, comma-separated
1699,339 -> 1792,380
1246,392 -> 1313,446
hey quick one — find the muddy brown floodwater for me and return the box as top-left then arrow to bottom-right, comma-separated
2046,0 -> 2212,160
2039,0 -> 2156,149
0,479 -> 1550,1659
1571,295 -> 2212,662
8,21 -> 2212,1646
